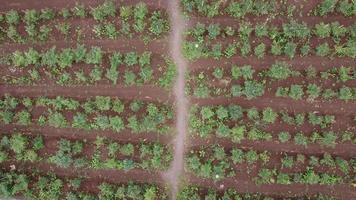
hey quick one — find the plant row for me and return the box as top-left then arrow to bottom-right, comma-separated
186,145 -> 355,184
0,132 -> 172,171
181,0 -> 355,18
188,63 -> 355,100
0,1 -> 169,43
0,95 -> 174,134
191,79 -> 355,101
2,45 -> 176,88
183,39 -> 355,60
188,21 -> 356,44
279,153 -> 353,176
316,0 -> 356,16
192,62 -> 355,83
0,170 -> 167,200
190,105 -> 337,137
2,168 -> 339,200
177,186 -> 335,200
192,120 -> 354,148
255,167 -> 347,185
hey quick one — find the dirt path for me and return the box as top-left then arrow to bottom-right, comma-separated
0,161 -> 165,186
162,1 -> 189,199
0,85 -> 172,103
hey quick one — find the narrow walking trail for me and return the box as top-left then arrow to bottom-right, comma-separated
163,0 -> 189,199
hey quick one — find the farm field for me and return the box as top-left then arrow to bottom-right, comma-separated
0,0 -> 355,200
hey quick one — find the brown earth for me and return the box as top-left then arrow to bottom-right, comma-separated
0,0 -> 355,199
0,0 -> 173,196
181,0 -> 356,199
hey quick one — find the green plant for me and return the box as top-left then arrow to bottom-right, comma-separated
133,3 -> 148,33
72,3 -> 86,18
262,107 -> 277,123
60,8 -> 71,19
281,155 -> 294,168
40,8 -> 55,20
284,42 -> 296,58
243,80 -> 265,99
212,67 -> 223,79
91,1 -> 116,21
5,10 -> 20,25
306,84 -> 321,100
256,168 -> 275,184
254,43 -> 266,59
109,116 -> 124,132
149,11 -> 168,36
10,134 -> 28,155
47,111 -> 68,128
85,47 -> 102,64
316,0 -> 338,16
267,62 -> 293,80
255,23 -> 268,37
15,110 -> 31,126
278,132 -> 291,143
314,22 -> 331,38
316,43 -> 330,56
294,133 -> 308,146
289,84 -> 304,100
339,86 -> 354,100
23,9 -> 39,25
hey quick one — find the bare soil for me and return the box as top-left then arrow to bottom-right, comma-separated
0,85 -> 173,103
0,0 -> 355,199
0,0 -> 174,196
182,0 -> 356,199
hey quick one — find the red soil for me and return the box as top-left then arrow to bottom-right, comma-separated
0,0 -> 173,196
0,85 -> 173,103
0,0 -> 355,199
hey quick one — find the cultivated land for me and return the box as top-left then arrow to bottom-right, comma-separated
0,0 -> 355,200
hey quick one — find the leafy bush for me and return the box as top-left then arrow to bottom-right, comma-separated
243,80 -> 265,99
40,8 -> 55,20
231,65 -> 255,80
314,22 -> 331,38
91,1 -> 116,21
85,47 -> 102,64
282,20 -> 310,39
72,3 -> 86,18
133,3 -> 148,33
23,9 -> 39,25
5,10 -> 20,25
15,110 -> 31,126
262,107 -> 277,123
278,132 -> 291,143
284,42 -> 296,58
294,133 -> 308,146
289,84 -> 304,100
10,134 -> 28,155
316,43 -> 330,56
256,168 -> 275,184
316,0 -> 338,15
48,111 -> 68,128
267,62 -> 293,80
339,86 -> 354,100
254,43 -> 266,59
306,84 -> 321,100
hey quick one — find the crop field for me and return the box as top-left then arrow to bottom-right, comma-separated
0,0 -> 355,200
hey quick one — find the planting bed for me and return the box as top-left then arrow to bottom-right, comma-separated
182,0 -> 355,199
0,0 -> 355,200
